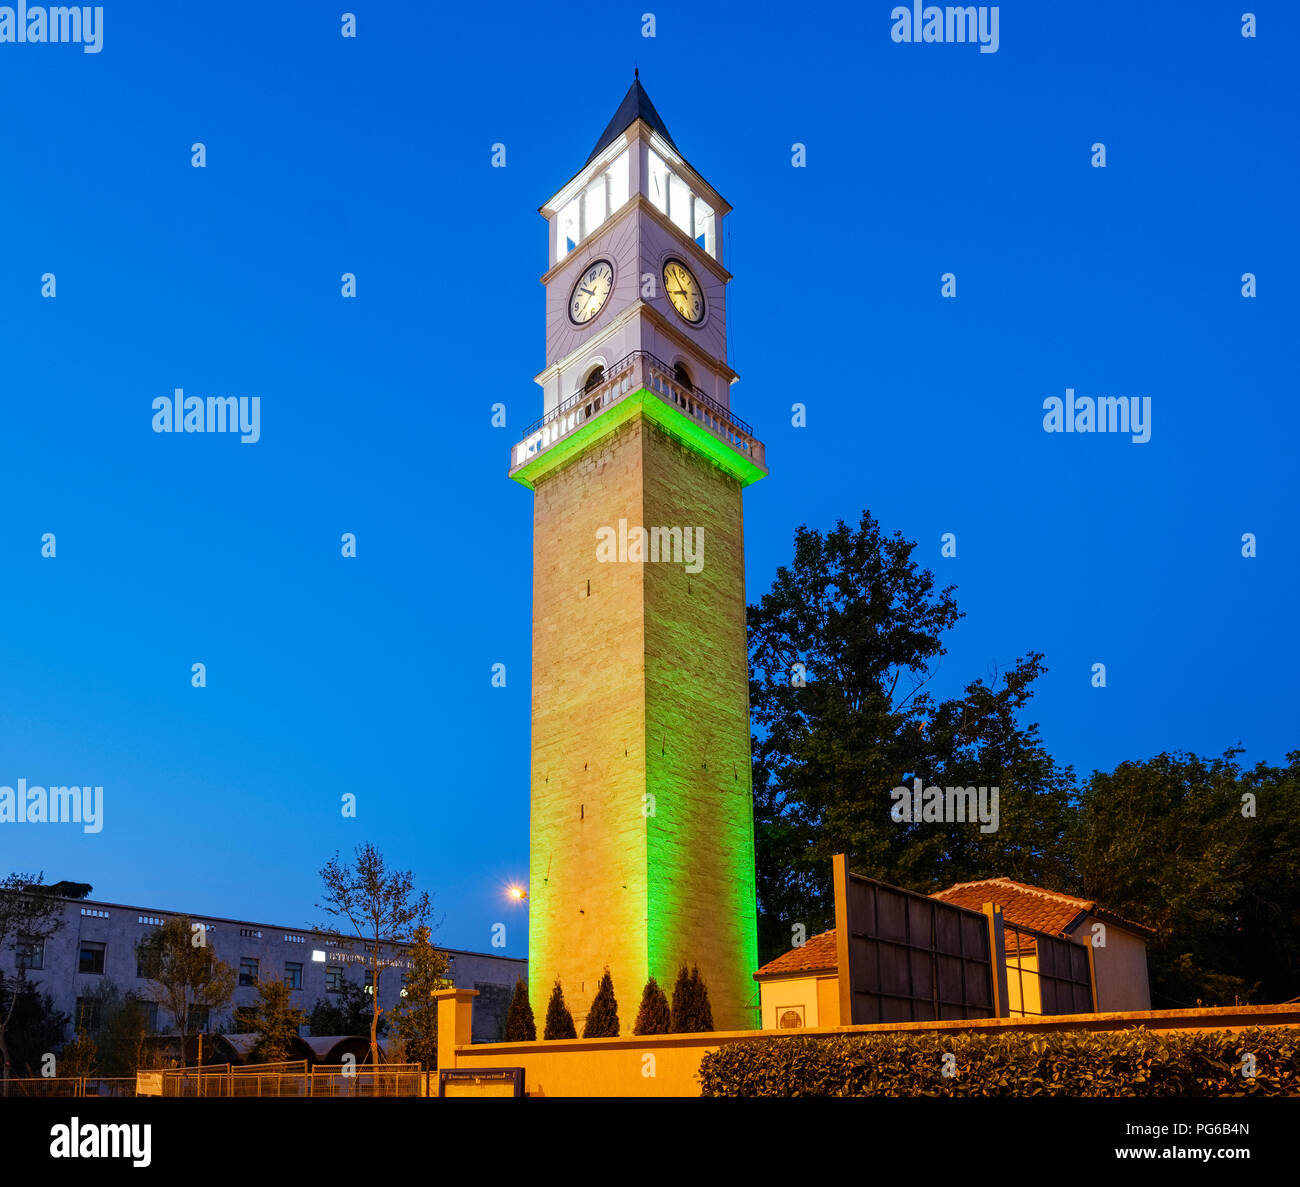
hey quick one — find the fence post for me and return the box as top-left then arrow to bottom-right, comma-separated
832,853 -> 852,1027
982,902 -> 1011,1018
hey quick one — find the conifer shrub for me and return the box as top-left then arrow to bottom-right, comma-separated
505,978 -> 536,1042
582,968 -> 620,1038
669,964 -> 715,1033
633,976 -> 671,1036
542,979 -> 577,1040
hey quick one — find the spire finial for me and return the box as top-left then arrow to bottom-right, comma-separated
634,65 -> 639,81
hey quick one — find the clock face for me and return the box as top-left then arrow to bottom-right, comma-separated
569,259 -> 614,325
663,258 -> 705,323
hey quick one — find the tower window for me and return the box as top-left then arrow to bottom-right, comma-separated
583,366 -> 605,393
673,363 -> 692,391
669,174 -> 691,234
555,149 -> 629,262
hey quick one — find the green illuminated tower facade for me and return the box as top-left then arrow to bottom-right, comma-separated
509,79 -> 766,1031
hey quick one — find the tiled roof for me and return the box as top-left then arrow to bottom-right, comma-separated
752,929 -> 837,979
932,877 -> 1155,939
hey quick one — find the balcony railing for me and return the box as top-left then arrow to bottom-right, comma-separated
509,351 -> 765,475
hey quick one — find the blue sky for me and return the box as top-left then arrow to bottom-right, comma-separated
0,2 -> 1295,955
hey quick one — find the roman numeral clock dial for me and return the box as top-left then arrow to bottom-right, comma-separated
569,259 -> 614,325
663,258 -> 704,323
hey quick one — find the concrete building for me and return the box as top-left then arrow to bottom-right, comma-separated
2,896 -> 526,1046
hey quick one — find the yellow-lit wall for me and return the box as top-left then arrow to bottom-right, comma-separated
1084,920 -> 1152,1012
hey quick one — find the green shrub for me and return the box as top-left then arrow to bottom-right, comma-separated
633,976 -> 671,1036
582,968 -> 620,1038
543,979 -> 577,1040
698,1026 -> 1300,1097
670,965 -> 714,1033
504,978 -> 536,1042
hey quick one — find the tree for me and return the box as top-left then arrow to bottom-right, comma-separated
59,1030 -> 97,1077
0,973 -> 69,1080
65,980 -> 150,1078
316,843 -> 433,1066
306,981 -> 382,1037
543,980 -> 576,1040
96,992 -> 151,1079
748,512 -> 1073,962
136,917 -> 236,1068
389,925 -> 451,1070
505,979 -> 536,1041
247,978 -> 307,1064
582,968 -> 619,1038
632,976 -> 671,1036
47,881 -> 92,900
1071,749 -> 1300,1007
670,965 -> 715,1033
0,873 -> 67,1085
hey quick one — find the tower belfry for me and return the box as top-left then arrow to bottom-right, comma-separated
509,78 -> 766,1030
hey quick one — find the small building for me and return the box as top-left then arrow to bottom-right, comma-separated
753,873 -> 1154,1030
932,877 -> 1154,1013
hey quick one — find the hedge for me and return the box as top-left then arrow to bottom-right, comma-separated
698,1027 -> 1300,1097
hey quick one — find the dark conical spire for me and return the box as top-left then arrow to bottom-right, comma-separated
586,77 -> 679,166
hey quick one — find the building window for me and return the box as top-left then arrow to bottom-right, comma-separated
239,958 -> 259,987
239,928 -> 263,939
325,967 -> 345,993
142,1001 -> 159,1033
233,1006 -> 257,1033
583,365 -> 605,393
285,962 -> 303,990
80,908 -> 109,919
17,935 -> 45,971
186,1005 -> 210,1033
79,941 -> 106,975
137,915 -> 164,926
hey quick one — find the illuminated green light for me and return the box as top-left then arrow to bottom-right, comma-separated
509,389 -> 766,490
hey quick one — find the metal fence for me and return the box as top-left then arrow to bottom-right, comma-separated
836,866 -> 997,1023
1003,921 -> 1095,1017
309,1063 -> 423,1097
2,1077 -> 136,1098
833,857 -> 1096,1024
151,1060 -> 425,1097
160,1060 -> 310,1097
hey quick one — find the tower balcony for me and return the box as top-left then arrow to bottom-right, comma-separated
508,350 -> 766,490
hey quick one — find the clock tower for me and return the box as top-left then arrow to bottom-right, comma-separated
510,77 -> 766,1032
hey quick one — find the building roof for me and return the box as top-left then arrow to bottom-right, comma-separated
753,878 -> 1155,980
586,76 -> 680,166
752,929 -> 838,979
53,896 -> 527,963
932,877 -> 1156,939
